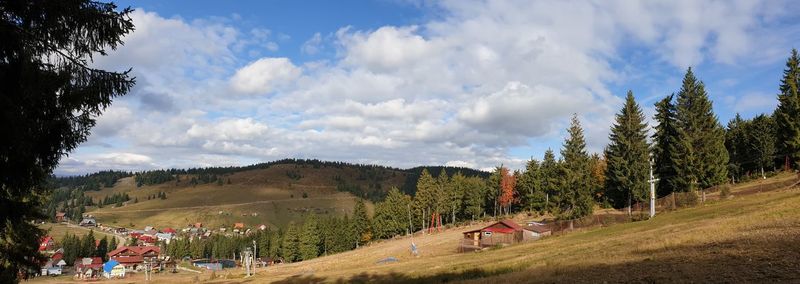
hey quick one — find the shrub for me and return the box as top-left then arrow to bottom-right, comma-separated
719,185 -> 731,199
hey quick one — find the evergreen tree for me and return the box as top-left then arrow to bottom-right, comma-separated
97,237 -> 108,260
673,68 -> 729,194
81,230 -> 96,258
351,199 -> 372,247
108,236 -> 118,252
540,149 -> 561,212
434,171 -> 451,223
412,169 -> 436,232
746,114 -> 777,178
299,214 -> 321,260
372,187 -> 412,239
447,172 -> 466,223
725,114 -> 748,182
281,223 -> 300,262
604,91 -> 651,210
557,115 -> 595,219
268,228 -> 283,258
775,49 -> 800,169
461,176 -> 486,220
653,94 -> 680,196
518,159 -> 544,212
0,2 -> 135,280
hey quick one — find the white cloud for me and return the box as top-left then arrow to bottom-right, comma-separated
230,57 -> 301,94
58,1 -> 800,174
301,32 -> 323,55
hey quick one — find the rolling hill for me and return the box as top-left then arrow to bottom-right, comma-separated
58,160 -> 487,230
246,173 -> 800,283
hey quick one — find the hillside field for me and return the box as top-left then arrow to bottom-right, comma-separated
246,174 -> 800,283
82,163 -> 402,229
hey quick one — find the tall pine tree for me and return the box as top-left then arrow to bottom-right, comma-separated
351,199 -> 372,247
652,94 -> 679,196
557,115 -> 595,220
540,149 -> 561,212
299,214 -> 321,261
604,91 -> 650,210
775,49 -> 800,169
673,68 -> 729,194
372,187 -> 412,239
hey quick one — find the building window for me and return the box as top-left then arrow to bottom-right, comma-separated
483,231 -> 492,236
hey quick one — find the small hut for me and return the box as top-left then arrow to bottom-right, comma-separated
461,220 -> 525,251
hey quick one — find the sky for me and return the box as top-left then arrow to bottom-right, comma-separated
56,0 -> 800,175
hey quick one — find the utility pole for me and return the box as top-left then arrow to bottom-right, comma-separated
649,159 -> 659,219
253,240 -> 257,274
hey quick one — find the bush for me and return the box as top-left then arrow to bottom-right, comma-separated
674,191 -> 699,208
719,185 -> 731,199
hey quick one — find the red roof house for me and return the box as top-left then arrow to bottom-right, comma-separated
162,227 -> 177,234
39,236 -> 55,251
461,220 -> 525,250
108,246 -> 161,269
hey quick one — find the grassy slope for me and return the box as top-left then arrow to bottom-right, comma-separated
250,174 -> 800,283
82,163 -> 405,229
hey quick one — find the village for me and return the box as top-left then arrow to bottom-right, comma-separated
36,212 -> 282,281
36,207 -> 565,282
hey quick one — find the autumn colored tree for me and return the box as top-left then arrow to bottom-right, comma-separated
498,167 -> 517,216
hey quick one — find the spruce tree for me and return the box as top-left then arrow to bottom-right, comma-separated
653,95 -> 680,196
448,172 -> 466,223
372,187 -> 412,239
281,223 -> 299,262
746,114 -> 777,178
557,115 -> 595,219
412,169 -> 435,232
299,215 -> 321,261
518,159 -> 544,213
108,236 -> 118,252
540,149 -> 560,212
775,49 -> 800,169
461,176 -> 486,220
81,230 -> 96,258
725,114 -> 748,181
351,199 -> 371,247
97,237 -> 108,260
673,68 -> 729,193
604,91 -> 651,210
0,2 -> 135,280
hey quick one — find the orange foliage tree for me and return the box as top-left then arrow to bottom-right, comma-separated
498,167 -> 517,215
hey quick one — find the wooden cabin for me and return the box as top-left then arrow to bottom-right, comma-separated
461,220 -> 525,251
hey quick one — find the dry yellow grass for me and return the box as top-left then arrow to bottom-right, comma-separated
247,175 -> 800,283
81,164 -> 394,229
34,173 -> 799,283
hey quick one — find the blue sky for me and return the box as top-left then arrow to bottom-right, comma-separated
57,0 -> 800,175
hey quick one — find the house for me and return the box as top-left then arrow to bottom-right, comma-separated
74,257 -> 103,279
460,220 -> 525,251
258,224 -> 267,231
194,222 -> 203,228
156,233 -> 173,244
144,226 -> 154,231
39,236 -> 55,252
137,235 -> 157,245
523,221 -> 552,240
40,249 -> 66,276
79,217 -> 97,227
103,260 -> 126,278
162,227 -> 177,234
54,212 -> 66,222
234,223 -> 245,229
107,246 -> 160,270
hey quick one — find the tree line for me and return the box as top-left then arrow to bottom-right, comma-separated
59,231 -> 116,265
